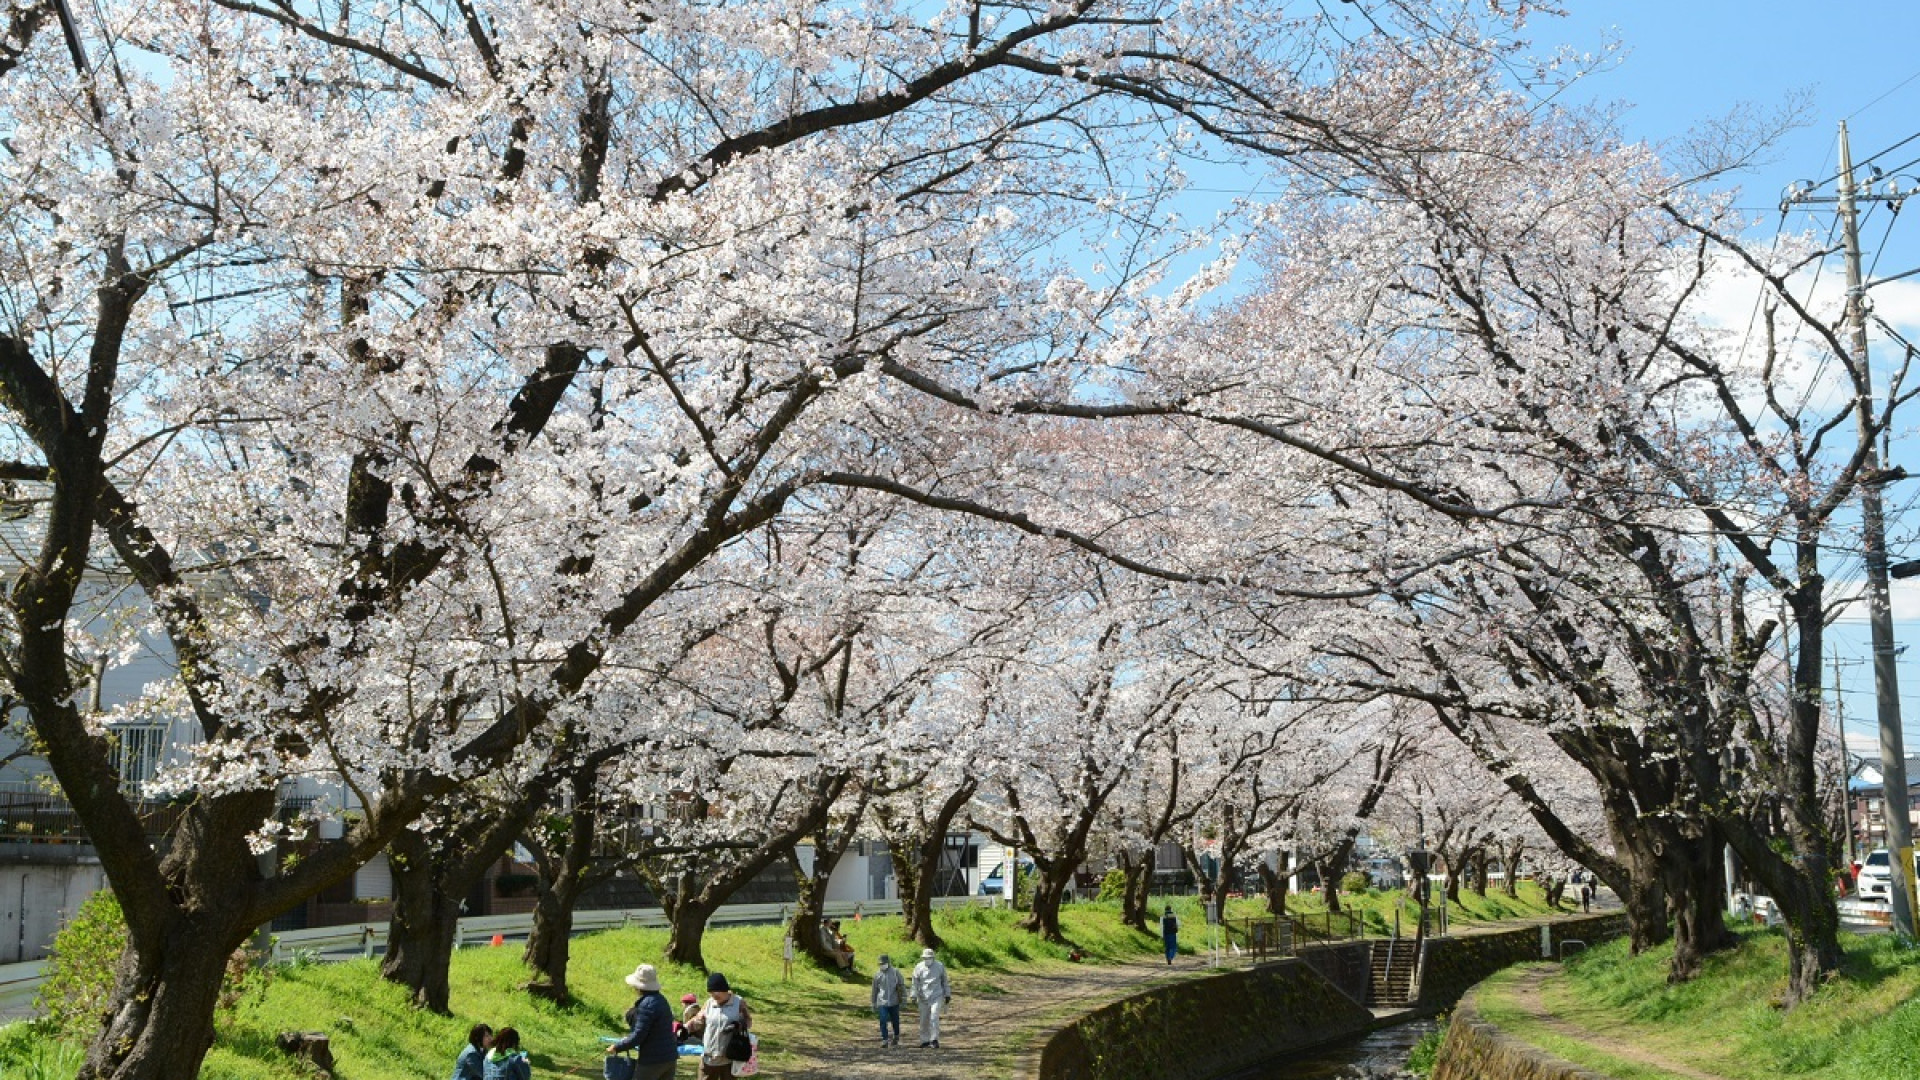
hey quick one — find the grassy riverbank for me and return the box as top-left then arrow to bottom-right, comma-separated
1475,926 -> 1920,1079
0,884 -> 1567,1079
1,904 -> 1181,1080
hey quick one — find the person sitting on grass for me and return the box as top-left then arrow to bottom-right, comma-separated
451,1023 -> 492,1080
483,1027 -> 530,1080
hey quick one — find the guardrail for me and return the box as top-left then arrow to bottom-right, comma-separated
268,895 -> 985,961
0,894 -> 993,1017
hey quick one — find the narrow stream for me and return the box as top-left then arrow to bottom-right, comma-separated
1222,1018 -> 1436,1080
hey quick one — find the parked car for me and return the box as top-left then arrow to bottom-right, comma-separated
1854,848 -> 1917,903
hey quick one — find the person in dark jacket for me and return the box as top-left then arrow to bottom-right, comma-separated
451,1023 -> 492,1080
611,963 -> 681,1079
483,1027 -> 530,1080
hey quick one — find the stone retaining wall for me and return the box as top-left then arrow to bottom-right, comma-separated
1429,992 -> 1609,1080
1293,940 -> 1372,1003
1418,914 -> 1626,1008
1034,958 -> 1373,1080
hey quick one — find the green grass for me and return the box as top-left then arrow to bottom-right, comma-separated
1225,880 -> 1566,939
0,886 -> 1571,1079
1475,926 -> 1920,1080
3,902 -> 1187,1080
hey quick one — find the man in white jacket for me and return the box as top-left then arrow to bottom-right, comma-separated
909,947 -> 951,1048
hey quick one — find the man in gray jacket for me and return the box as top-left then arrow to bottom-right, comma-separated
870,953 -> 906,1047
909,947 -> 951,1048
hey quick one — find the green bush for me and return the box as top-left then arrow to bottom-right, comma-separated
1404,1018 -> 1444,1075
36,890 -> 125,1038
1098,867 -> 1128,902
1340,871 -> 1371,895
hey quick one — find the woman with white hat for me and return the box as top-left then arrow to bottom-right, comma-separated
908,947 -> 950,1049
608,963 -> 680,1079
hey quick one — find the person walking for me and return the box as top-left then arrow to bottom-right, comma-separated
1160,904 -> 1180,966
610,963 -> 680,1080
450,1023 -> 492,1080
482,1027 -> 530,1080
699,972 -> 752,1080
871,953 -> 905,1047
909,947 -> 950,1048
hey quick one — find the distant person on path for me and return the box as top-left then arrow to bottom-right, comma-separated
871,952 -> 906,1047
910,947 -> 950,1048
699,972 -> 753,1080
451,1023 -> 492,1080
610,963 -> 680,1080
483,1027 -> 530,1080
1161,904 -> 1180,966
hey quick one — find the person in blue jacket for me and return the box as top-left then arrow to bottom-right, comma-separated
483,1027 -> 530,1080
611,963 -> 681,1079
451,1023 -> 492,1080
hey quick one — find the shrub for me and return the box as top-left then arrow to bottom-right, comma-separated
37,889 -> 273,1041
1098,867 -> 1128,902
1340,871 -> 1371,895
36,890 -> 125,1038
1405,1019 -> 1445,1075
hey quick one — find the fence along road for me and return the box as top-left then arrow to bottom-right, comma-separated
0,894 -> 987,1020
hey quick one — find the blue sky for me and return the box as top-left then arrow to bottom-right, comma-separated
1548,2 -> 1920,756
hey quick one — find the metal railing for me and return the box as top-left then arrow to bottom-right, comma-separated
1218,916 -> 1293,959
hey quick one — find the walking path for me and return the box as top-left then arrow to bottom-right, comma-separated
772,903 -> 1621,1079
1493,964 -> 1731,1080
773,957 -> 1207,1080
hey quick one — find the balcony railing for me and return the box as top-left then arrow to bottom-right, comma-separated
0,788 -> 185,845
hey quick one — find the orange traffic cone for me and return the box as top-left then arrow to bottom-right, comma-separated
490,933 -> 505,947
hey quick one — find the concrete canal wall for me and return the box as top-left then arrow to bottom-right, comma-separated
1031,912 -> 1629,1080
1033,957 -> 1373,1080
1417,913 -> 1627,1008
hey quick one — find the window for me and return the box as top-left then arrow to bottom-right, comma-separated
108,724 -> 166,788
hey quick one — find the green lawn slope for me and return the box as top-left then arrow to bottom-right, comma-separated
1476,925 -> 1920,1080
0,883 -> 1566,1080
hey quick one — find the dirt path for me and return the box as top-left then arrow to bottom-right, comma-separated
774,957 -> 1202,1080
1501,965 -> 1730,1080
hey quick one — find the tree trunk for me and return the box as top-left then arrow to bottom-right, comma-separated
1021,867 -> 1071,942
1256,859 -> 1288,917
523,880 -> 577,1002
1663,829 -> 1736,982
80,927 -> 241,1080
379,881 -> 462,1014
791,793 -> 865,973
1120,849 -> 1152,930
787,849 -> 836,970
887,834 -> 929,946
1318,860 -> 1342,915
1617,874 -> 1665,951
380,799 -> 530,1013
1502,841 -> 1524,899
664,888 -> 718,969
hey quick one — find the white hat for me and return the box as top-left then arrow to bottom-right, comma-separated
625,963 -> 661,992
921,948 -> 936,960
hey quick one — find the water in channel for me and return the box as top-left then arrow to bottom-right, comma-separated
1223,1018 -> 1436,1080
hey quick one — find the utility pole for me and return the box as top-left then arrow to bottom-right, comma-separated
1833,646 -> 1855,869
1836,121 -> 1915,936
1784,122 -> 1916,932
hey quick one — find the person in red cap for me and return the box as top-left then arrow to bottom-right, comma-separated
677,993 -> 702,1043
